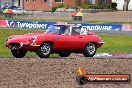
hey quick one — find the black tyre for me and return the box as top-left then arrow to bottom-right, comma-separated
59,52 -> 71,57
76,76 -> 86,85
11,50 -> 27,58
83,43 -> 96,57
36,43 -> 52,58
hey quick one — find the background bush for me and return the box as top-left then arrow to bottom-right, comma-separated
80,3 -> 112,9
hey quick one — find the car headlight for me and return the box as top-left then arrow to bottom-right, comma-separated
31,36 -> 37,43
6,36 -> 12,42
7,36 -> 12,39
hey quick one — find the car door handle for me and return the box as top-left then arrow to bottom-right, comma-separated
79,36 -> 82,38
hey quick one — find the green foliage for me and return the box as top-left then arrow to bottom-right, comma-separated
58,3 -> 69,9
80,3 -> 112,9
51,7 -> 57,13
52,3 -> 70,12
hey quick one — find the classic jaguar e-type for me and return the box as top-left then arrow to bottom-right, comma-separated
6,24 -> 104,58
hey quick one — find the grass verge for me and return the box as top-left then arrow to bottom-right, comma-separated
0,28 -> 132,58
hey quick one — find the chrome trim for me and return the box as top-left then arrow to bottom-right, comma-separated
98,42 -> 105,44
30,44 -> 40,46
22,44 -> 40,47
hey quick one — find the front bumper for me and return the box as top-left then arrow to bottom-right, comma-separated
6,42 -> 40,50
98,41 -> 105,44
20,43 -> 40,47
97,41 -> 105,48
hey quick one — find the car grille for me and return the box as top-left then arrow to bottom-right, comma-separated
9,43 -> 20,50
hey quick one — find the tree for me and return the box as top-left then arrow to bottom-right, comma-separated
123,0 -> 130,11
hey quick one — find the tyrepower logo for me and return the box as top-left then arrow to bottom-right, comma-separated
7,20 -> 17,27
76,67 -> 131,85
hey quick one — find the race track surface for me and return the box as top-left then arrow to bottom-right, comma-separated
0,57 -> 131,88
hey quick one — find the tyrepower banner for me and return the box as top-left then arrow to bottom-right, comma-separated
0,20 -> 55,29
0,20 -> 131,31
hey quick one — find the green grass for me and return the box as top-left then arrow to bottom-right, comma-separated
0,28 -> 132,58
97,34 -> 132,54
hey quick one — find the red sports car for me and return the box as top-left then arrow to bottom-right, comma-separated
6,24 -> 104,58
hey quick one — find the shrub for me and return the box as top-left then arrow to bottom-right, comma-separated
80,3 -> 112,9
58,3 -> 69,9
51,7 -> 57,13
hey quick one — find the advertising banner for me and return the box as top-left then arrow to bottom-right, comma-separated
7,20 -> 56,29
79,23 -> 122,31
0,20 -> 129,31
121,24 -> 132,31
0,20 -> 8,27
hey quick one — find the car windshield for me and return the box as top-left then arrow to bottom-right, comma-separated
46,25 -> 67,34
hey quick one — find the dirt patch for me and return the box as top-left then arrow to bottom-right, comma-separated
0,58 -> 131,88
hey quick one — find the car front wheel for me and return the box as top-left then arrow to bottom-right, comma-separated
83,43 -> 96,57
36,43 -> 52,58
11,50 -> 27,58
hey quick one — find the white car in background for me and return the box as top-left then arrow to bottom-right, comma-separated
12,7 -> 26,14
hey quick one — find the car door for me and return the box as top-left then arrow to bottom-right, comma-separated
54,27 -> 71,50
54,26 -> 88,51
67,26 -> 86,50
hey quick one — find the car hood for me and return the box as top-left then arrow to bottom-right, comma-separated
6,33 -> 45,44
10,33 -> 42,39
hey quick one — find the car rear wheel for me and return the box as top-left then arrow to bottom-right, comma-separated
11,50 -> 27,58
83,43 -> 96,57
36,43 -> 52,58
59,52 -> 71,57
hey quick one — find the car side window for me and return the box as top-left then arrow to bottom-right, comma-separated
59,26 -> 67,34
71,27 -> 81,35
64,27 -> 70,35
80,27 -> 88,35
